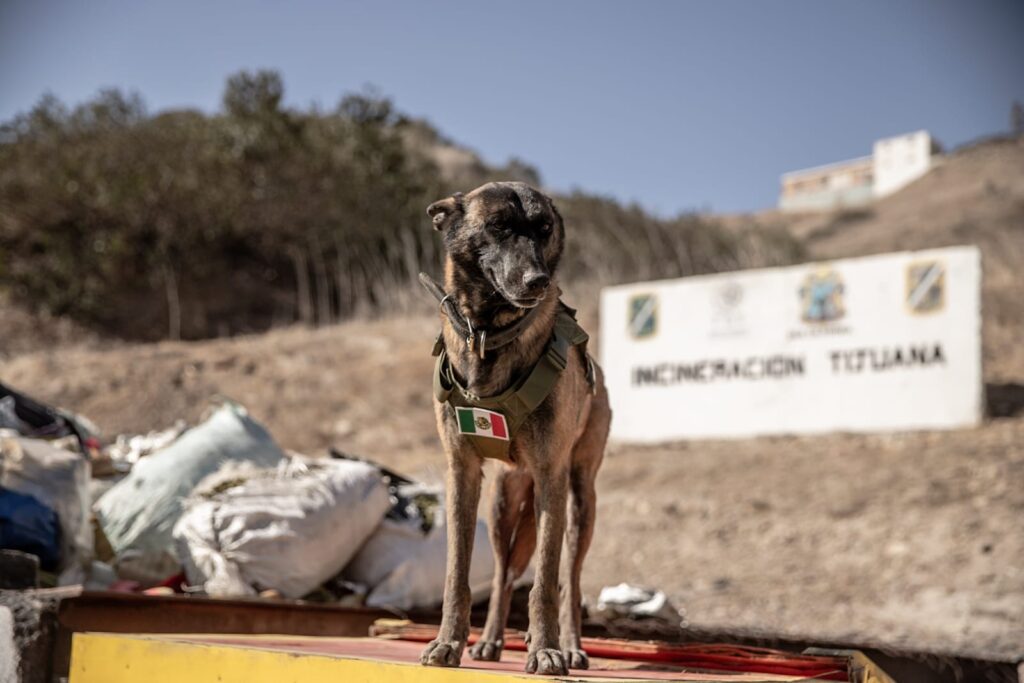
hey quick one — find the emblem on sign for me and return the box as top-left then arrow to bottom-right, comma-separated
906,260 -> 945,314
715,282 -> 743,311
710,281 -> 747,338
628,294 -> 658,339
799,267 -> 845,323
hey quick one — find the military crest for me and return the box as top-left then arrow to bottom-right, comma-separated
906,260 -> 945,314
628,294 -> 658,339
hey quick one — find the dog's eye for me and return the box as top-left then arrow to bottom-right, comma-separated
539,223 -> 552,235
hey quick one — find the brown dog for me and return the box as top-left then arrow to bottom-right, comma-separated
419,182 -> 610,676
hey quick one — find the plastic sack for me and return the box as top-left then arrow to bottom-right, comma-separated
95,402 -> 285,579
345,507 -> 496,611
173,456 -> 390,599
0,436 -> 91,577
0,382 -> 96,448
0,396 -> 29,433
593,583 -> 686,633
0,487 -> 61,571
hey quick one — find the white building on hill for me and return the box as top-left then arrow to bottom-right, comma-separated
779,130 -> 941,212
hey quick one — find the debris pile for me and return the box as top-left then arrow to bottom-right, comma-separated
175,455 -> 390,598
0,381 -> 477,610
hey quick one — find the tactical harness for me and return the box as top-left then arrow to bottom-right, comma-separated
420,273 -> 593,463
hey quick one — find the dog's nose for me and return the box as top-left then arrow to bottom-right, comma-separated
523,272 -> 550,293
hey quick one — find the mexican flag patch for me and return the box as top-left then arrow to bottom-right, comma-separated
456,407 -> 509,441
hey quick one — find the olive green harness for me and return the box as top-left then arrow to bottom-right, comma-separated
420,273 -> 593,463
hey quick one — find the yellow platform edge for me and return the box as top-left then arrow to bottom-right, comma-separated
69,632 -> 685,683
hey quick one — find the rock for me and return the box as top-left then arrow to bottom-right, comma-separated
0,589 -> 63,683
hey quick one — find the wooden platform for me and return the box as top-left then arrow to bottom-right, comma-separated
70,632 -> 854,682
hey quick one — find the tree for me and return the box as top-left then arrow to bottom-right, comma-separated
223,70 -> 284,118
0,72 -> 800,341
338,89 -> 395,126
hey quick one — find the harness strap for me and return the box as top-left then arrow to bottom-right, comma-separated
431,304 -> 592,462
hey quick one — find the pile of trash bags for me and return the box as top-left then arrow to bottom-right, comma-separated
0,382 -> 498,610
1,383 -> 94,583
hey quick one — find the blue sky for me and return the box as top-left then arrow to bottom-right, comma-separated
1,0 -> 1021,213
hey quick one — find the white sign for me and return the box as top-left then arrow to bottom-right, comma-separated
600,246 -> 982,442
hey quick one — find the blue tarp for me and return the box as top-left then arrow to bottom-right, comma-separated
0,486 -> 62,571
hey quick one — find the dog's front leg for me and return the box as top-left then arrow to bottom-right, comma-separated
420,450 -> 483,668
525,458 -> 570,676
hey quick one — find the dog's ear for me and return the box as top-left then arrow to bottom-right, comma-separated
426,192 -> 464,231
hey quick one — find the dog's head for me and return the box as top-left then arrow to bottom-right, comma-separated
427,182 -> 564,309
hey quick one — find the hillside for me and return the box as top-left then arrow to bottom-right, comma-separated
0,74 -> 798,343
0,291 -> 98,359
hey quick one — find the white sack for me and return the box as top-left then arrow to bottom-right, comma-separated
174,457 -> 390,599
346,510 -> 496,611
104,420 -> 187,466
95,402 -> 284,579
0,436 -> 92,579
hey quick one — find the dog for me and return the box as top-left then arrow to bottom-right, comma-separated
419,181 -> 610,676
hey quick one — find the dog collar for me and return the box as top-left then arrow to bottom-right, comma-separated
419,272 -> 544,358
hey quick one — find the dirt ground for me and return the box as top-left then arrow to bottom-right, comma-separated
4,312 -> 1022,661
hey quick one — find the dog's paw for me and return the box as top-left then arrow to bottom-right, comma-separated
420,639 -> 463,667
469,639 -> 503,662
562,647 -> 589,670
525,648 -> 568,676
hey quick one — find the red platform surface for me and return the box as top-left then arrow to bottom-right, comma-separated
188,634 -> 846,681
